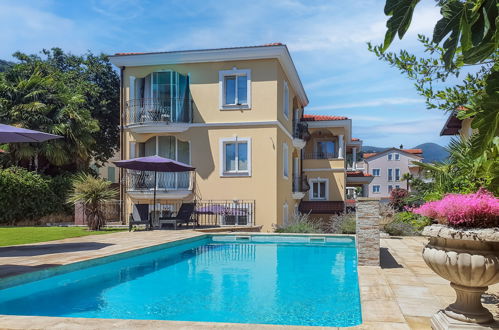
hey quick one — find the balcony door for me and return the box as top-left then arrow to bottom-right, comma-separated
315,140 -> 336,159
142,136 -> 191,190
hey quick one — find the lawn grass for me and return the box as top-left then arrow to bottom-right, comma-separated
0,227 -> 125,247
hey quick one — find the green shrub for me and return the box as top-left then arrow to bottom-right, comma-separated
384,221 -> 419,236
275,212 -> 322,233
0,167 -> 73,224
394,211 -> 432,231
340,215 -> 356,234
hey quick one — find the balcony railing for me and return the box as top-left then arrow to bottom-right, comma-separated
126,170 -> 193,191
293,175 -> 310,193
303,152 -> 337,160
125,98 -> 193,126
293,121 -> 309,140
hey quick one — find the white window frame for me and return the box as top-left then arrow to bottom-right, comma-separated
219,68 -> 251,110
395,185 -> 400,189
308,178 -> 329,200
283,81 -> 289,120
394,153 -> 400,161
395,168 -> 401,181
388,153 -> 393,160
372,168 -> 380,176
283,142 -> 289,179
372,185 -> 380,194
219,137 -> 251,177
388,168 -> 393,181
283,203 -> 289,226
388,185 -> 393,193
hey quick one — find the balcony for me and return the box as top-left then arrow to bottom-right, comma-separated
125,98 -> 193,133
303,152 -> 345,170
292,175 -> 309,200
126,170 -> 194,200
292,121 -> 309,149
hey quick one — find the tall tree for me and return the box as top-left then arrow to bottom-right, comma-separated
0,49 -> 119,173
371,0 -> 498,158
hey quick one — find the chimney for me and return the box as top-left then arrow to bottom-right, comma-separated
399,144 -> 403,149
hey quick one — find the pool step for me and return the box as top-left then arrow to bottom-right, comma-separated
235,236 -> 251,241
309,237 -> 326,243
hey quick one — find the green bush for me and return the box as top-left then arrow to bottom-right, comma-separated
340,215 -> 356,234
275,212 -> 322,233
384,221 -> 419,236
0,167 -> 73,224
394,211 -> 432,231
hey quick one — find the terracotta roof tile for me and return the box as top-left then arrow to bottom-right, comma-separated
363,148 -> 423,159
352,138 -> 360,141
302,114 -> 349,121
363,153 -> 377,158
403,149 -> 423,154
347,171 -> 372,177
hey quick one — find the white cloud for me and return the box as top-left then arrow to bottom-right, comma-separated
308,97 -> 424,111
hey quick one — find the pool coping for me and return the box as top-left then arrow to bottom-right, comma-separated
0,232 -> 407,329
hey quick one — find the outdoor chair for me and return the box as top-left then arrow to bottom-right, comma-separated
129,203 -> 150,231
159,203 -> 197,230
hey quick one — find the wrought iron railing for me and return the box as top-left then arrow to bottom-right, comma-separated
152,200 -> 255,227
125,97 -> 193,125
292,121 -> 309,140
292,175 -> 310,193
125,170 -> 193,191
303,152 -> 337,160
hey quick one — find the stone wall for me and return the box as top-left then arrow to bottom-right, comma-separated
356,198 -> 380,266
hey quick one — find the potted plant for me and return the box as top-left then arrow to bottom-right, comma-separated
411,188 -> 499,326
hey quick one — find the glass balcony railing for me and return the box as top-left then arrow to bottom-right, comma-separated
125,98 -> 193,126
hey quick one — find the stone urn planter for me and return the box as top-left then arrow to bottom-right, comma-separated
422,224 -> 499,327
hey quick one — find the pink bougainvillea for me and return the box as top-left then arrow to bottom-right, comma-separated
411,188 -> 499,228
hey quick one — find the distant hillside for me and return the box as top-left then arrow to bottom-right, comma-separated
362,143 -> 448,163
414,143 -> 448,163
0,59 -> 14,72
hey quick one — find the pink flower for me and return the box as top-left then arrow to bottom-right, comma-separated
411,188 -> 499,228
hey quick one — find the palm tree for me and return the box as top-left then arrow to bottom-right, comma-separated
68,173 -> 118,230
401,173 -> 413,191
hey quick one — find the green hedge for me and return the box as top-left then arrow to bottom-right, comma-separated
0,167 -> 73,224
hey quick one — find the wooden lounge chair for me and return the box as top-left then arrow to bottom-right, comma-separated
129,203 -> 150,231
159,203 -> 197,230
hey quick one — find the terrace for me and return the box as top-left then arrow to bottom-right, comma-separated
0,232 -> 496,329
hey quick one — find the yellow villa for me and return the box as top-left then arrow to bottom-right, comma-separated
109,44 -> 371,231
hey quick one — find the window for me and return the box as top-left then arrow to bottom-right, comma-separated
372,185 -> 380,193
309,178 -> 328,200
219,69 -> 251,109
372,169 -> 380,176
220,137 -> 251,176
108,167 -> 116,183
283,81 -> 289,119
395,185 -> 400,189
283,143 -> 289,178
394,153 -> 400,160
315,140 -> 336,158
395,168 -> 400,181
283,203 -> 289,226
388,154 -> 393,160
388,185 -> 393,193
388,168 -> 393,181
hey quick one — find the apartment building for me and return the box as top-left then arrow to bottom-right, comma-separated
109,44 -> 365,231
362,148 -> 423,198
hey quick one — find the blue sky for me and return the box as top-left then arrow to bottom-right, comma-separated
0,0 -> 452,148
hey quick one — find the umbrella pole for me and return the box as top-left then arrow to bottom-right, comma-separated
151,171 -> 157,230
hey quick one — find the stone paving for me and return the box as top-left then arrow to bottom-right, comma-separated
0,232 -> 497,329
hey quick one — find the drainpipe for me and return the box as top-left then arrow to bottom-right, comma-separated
119,66 -> 125,224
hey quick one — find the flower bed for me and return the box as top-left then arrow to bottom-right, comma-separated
411,188 -> 499,228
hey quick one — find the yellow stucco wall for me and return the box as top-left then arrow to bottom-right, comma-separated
303,170 -> 346,202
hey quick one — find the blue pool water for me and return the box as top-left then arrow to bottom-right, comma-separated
0,236 -> 361,327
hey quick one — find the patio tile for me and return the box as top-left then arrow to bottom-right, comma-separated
426,284 -> 455,297
358,275 -> 388,286
360,285 -> 394,300
385,274 -> 422,286
404,316 -> 431,329
396,297 -> 444,317
391,285 -> 432,299
415,274 -> 448,285
362,300 -> 406,323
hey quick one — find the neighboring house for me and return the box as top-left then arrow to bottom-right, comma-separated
91,152 -> 120,184
440,106 -> 474,139
109,43 -> 366,231
362,148 -> 423,198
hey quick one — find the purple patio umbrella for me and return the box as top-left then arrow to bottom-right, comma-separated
0,124 -> 62,143
113,155 -> 195,229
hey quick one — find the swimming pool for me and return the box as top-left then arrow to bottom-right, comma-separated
0,235 -> 362,327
